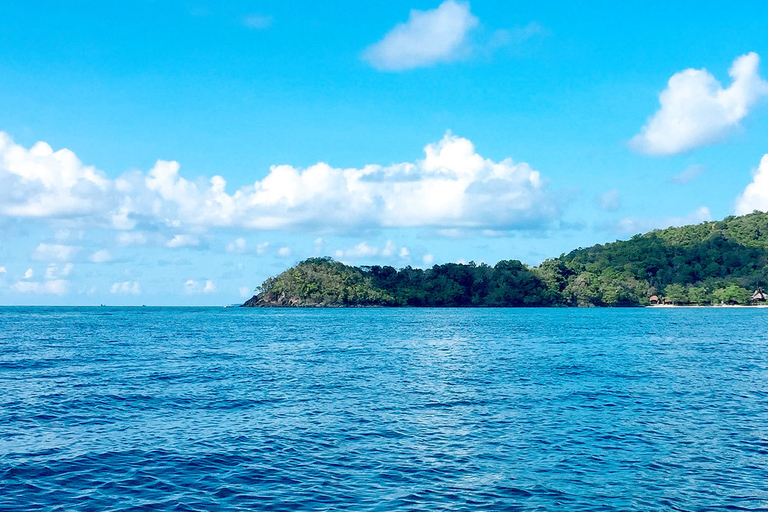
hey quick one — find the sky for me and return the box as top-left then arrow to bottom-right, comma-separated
2,0 -> 768,305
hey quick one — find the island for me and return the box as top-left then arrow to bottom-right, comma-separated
243,211 -> 768,307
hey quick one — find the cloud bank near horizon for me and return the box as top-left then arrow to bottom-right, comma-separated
0,131 -> 560,237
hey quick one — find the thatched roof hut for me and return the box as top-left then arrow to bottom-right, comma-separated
752,288 -> 767,302
649,295 -> 660,305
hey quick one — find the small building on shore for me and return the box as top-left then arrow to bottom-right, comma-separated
752,288 -> 767,304
649,295 -> 660,305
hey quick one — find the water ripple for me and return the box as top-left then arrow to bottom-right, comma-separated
1,307 -> 768,510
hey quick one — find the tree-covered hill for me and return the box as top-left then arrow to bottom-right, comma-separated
243,211 -> 768,307
242,258 -> 395,307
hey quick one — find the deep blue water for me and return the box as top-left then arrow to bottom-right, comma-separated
1,307 -> 768,511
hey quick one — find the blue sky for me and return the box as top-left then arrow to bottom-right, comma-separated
2,1 -> 768,305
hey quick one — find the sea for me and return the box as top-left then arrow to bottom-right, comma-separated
1,307 -> 767,511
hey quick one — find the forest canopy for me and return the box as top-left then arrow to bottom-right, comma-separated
243,211 -> 768,307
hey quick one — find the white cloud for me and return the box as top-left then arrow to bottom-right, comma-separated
239,286 -> 252,298
14,264 -> 70,294
226,132 -> 556,232
363,0 -> 478,71
0,131 -> 558,234
277,246 -> 292,257
225,237 -> 247,253
256,242 -> 270,255
90,249 -> 113,263
596,189 -> 621,212
166,234 -> 199,248
630,53 -> 768,156
0,266 -> 6,274
334,240 -> 411,261
244,14 -> 273,29
32,243 -> 78,261
614,206 -> 712,235
669,164 -> 706,185
335,242 -> 377,259
381,240 -> 397,257
45,263 -> 73,279
14,279 -> 68,295
735,155 -> 768,214
110,281 -> 141,295
184,279 -> 216,294
117,232 -> 147,246
0,133 -> 110,218
423,253 -> 435,266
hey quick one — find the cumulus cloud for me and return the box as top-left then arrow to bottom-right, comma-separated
277,247 -> 292,257
0,131 -> 558,235
333,240 -> 411,261
32,243 -> 78,261
596,189 -> 621,212
45,263 -> 73,279
166,234 -> 200,248
669,164 -> 707,185
184,279 -> 216,294
423,254 -> 435,266
735,155 -> 768,214
14,279 -> 68,295
226,237 -> 247,253
613,206 -> 712,235
110,281 -> 141,295
630,53 -> 768,156
335,242 -> 378,259
0,133 -> 110,218
117,232 -> 147,246
90,250 -> 113,263
13,263 -> 70,294
363,0 -> 478,71
0,266 -> 6,274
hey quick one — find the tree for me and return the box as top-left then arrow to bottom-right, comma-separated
687,286 -> 708,305
664,284 -> 688,304
712,285 -> 751,305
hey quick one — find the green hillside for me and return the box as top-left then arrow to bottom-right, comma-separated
244,211 -> 768,307
242,258 -> 395,307
653,212 -> 768,248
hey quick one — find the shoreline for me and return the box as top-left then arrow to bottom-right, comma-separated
241,302 -> 768,309
648,303 -> 768,308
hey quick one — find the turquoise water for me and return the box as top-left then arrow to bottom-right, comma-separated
1,307 -> 767,510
